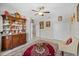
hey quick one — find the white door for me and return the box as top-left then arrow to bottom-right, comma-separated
31,20 -> 36,39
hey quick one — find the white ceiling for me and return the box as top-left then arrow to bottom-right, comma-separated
0,3 -> 78,21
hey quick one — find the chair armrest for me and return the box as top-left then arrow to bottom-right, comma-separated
58,39 -> 79,55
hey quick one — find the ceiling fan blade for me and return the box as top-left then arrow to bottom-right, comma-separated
32,10 -> 38,12
43,11 -> 50,13
38,6 -> 44,10
34,13 -> 38,15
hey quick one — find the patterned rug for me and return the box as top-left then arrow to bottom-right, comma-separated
23,43 -> 56,56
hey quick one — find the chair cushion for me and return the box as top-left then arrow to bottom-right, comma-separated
66,38 -> 72,45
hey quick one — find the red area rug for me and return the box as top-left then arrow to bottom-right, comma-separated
23,43 -> 56,56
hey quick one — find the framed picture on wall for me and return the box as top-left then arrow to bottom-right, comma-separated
58,16 -> 62,21
39,21 -> 44,29
77,4 -> 79,22
46,21 -> 50,27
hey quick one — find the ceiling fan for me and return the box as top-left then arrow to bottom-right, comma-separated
32,6 -> 50,16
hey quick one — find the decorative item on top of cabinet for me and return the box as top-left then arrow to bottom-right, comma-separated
58,16 -> 62,21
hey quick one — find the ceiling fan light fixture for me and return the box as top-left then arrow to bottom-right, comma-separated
38,12 -> 43,16
32,6 -> 50,16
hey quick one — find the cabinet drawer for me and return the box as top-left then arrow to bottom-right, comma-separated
19,34 -> 26,45
2,36 -> 12,51
12,35 -> 19,48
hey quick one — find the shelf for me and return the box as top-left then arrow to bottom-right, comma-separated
3,29 -> 10,30
2,13 -> 26,35
2,32 -> 26,36
3,23 -> 10,25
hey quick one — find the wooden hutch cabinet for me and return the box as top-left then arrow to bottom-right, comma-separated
1,11 -> 27,51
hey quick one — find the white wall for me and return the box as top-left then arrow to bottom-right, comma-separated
33,3 -> 77,40
35,17 -> 71,40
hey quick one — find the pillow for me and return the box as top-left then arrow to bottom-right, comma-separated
66,38 -> 72,45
